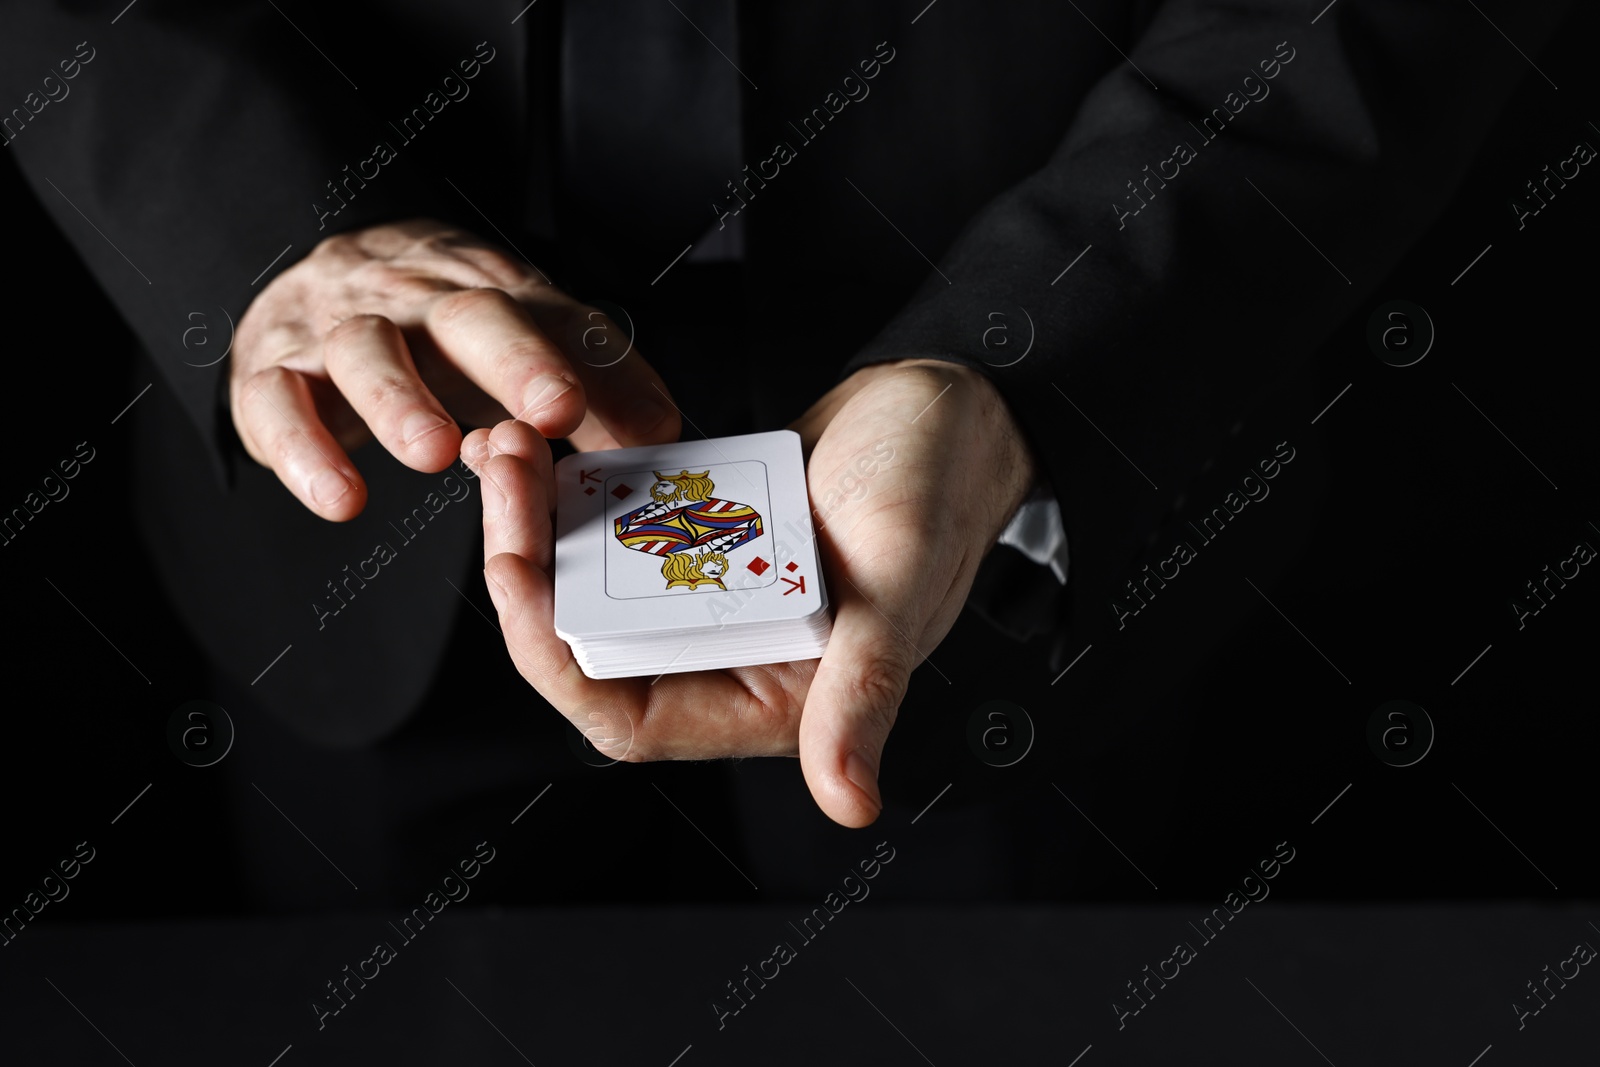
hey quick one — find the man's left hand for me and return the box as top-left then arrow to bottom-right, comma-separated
468,358 -> 1037,826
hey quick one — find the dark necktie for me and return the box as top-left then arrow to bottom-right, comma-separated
558,0 -> 742,282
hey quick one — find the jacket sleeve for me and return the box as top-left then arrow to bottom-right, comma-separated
845,0 -> 1572,603
0,2 -> 475,479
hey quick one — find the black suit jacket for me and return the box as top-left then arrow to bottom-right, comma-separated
0,0 -> 1572,744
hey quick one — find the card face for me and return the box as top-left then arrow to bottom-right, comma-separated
554,431 -> 826,640
604,461 -> 775,601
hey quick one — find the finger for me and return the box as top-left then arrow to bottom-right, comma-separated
480,425 -> 554,568
484,549 -> 796,761
424,288 -> 587,439
323,314 -> 461,472
483,549 -> 639,759
563,408 -> 625,453
797,593 -> 921,828
486,417 -> 554,484
235,366 -> 368,521
560,308 -> 680,450
563,372 -> 680,452
459,426 -> 493,476
486,418 -> 554,535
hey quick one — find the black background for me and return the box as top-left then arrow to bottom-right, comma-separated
1,8 -> 1595,925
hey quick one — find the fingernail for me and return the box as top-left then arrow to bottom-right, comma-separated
463,436 -> 489,467
484,569 -> 507,613
844,747 -> 882,814
480,469 -> 507,517
401,411 -> 448,445
521,374 -> 575,418
310,469 -> 350,507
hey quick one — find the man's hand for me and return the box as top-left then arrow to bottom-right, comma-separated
231,218 -> 679,519
468,358 -> 1037,827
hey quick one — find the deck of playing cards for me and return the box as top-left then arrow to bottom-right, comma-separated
553,430 -> 832,679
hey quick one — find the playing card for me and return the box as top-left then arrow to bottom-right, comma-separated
604,461 -> 774,602
554,431 -> 828,644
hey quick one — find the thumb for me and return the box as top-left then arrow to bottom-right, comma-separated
798,594 -> 920,828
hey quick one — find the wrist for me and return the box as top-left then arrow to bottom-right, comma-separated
863,357 -> 1038,523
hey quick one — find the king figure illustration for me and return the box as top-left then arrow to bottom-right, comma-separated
613,470 -> 764,591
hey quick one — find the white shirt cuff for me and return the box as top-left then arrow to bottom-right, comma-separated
997,491 -> 1069,585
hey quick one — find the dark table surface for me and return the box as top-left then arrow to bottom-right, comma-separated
6,903 -> 1596,1065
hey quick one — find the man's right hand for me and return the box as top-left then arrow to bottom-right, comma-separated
230,218 -> 679,520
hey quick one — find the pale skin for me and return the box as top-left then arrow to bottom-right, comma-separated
231,218 -> 680,518
233,218 -> 1037,827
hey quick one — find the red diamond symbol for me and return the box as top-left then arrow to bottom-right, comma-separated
746,556 -> 770,576
584,486 -> 597,496
785,561 -> 798,572
611,483 -> 634,500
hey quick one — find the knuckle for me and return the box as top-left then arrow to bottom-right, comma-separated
413,222 -> 475,249
414,227 -> 458,257
324,313 -> 395,351
264,427 -> 301,468
494,341 -> 566,402
494,333 -> 559,373
255,421 -> 302,469
248,364 -> 300,398
427,286 -> 515,330
858,696 -> 901,741
480,452 -> 521,488
417,229 -> 464,255
361,373 -> 418,414
736,692 -> 794,745
469,246 -> 525,281
487,419 -> 537,454
360,262 -> 451,305
240,369 -> 308,459
837,659 -> 909,727
310,231 -> 356,259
